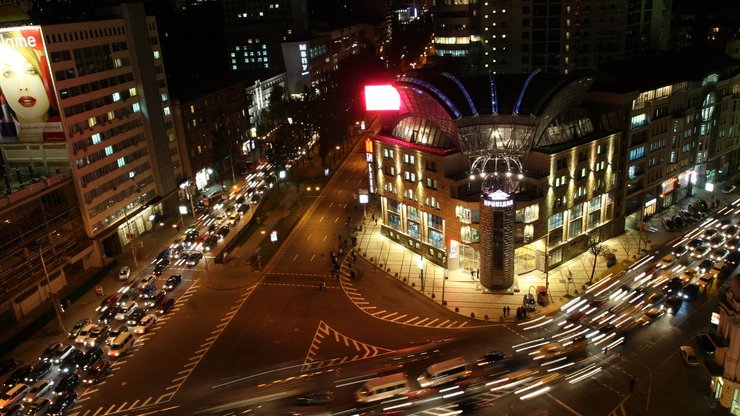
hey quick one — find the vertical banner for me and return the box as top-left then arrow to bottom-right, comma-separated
0,27 -> 63,143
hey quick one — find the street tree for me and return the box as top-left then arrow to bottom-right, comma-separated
587,235 -> 604,284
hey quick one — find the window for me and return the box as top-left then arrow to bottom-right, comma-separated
596,144 -> 604,155
428,229 -> 444,249
403,154 -> 415,165
556,158 -> 567,170
631,113 -> 647,129
385,166 -> 396,176
576,186 -> 586,198
427,213 -> 444,230
404,188 -> 416,201
571,203 -> 583,219
554,175 -> 567,187
117,157 -> 126,167
549,212 -> 563,230
629,147 -> 645,161
388,212 -> 401,230
407,220 -> 420,238
425,160 -> 437,172
92,133 -> 101,144
569,218 -> 582,237
589,196 -> 602,212
426,196 -> 440,209
594,161 -> 606,172
403,171 -> 416,182
112,92 -> 120,102
426,177 -> 438,189
105,146 -> 113,156
383,149 -> 394,159
407,206 -> 419,221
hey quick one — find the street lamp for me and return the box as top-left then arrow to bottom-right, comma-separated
417,255 -> 425,292
38,241 -> 65,334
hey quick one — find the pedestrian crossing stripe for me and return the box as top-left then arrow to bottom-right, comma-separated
301,320 -> 394,372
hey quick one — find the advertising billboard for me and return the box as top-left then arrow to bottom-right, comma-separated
364,85 -> 401,111
0,26 -> 63,143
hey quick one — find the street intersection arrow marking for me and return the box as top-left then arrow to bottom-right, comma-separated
301,320 -> 393,372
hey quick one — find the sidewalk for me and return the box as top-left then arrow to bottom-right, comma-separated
350,181 -> 738,323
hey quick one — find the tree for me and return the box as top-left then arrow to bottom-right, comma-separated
587,235 -> 604,284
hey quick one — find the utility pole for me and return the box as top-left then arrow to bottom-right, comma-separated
39,246 -> 65,334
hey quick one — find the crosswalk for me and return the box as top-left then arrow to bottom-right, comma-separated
302,320 -> 393,372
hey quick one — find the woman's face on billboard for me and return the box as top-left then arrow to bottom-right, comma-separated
0,46 -> 50,123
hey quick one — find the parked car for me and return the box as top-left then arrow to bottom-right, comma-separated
680,345 -> 700,366
156,298 -> 175,315
696,332 -> 717,355
105,325 -> 128,347
118,266 -> 131,281
23,397 -> 50,415
23,380 -> 54,403
164,274 -> 181,291
115,301 -> 138,322
523,294 -> 536,311
721,184 -> 737,194
126,307 -> 149,326
82,360 -> 111,385
98,306 -> 119,325
681,283 -> 701,302
697,259 -> 715,274
4,366 -> 31,388
74,324 -> 97,345
138,283 -> 158,299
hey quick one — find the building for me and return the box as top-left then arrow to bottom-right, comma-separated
430,0 -> 673,75
281,23 -> 378,96
714,275 -> 740,415
366,69 -> 620,288
223,0 -> 309,73
586,49 -> 740,231
0,3 -> 180,321
172,72 -> 286,192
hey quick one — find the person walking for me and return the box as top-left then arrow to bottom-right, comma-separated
630,377 -> 636,392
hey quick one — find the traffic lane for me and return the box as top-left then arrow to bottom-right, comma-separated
73,276 -> 245,413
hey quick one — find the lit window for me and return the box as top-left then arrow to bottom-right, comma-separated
88,117 -> 97,128
105,146 -> 113,156
161,93 -> 168,102
107,111 -> 114,120
163,106 -> 171,116
117,157 -> 126,167
153,50 -> 160,59
129,87 -> 137,97
133,102 -> 140,112
112,92 -> 120,102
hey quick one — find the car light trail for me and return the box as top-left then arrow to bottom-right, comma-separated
522,318 -> 553,331
568,366 -> 602,384
519,385 -> 551,400
518,315 -> 550,326
540,356 -> 567,367
594,280 -> 622,298
547,362 -> 575,372
563,298 -> 589,314
512,338 -> 546,351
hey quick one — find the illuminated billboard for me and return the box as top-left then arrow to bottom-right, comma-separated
0,27 -> 63,143
364,85 -> 401,111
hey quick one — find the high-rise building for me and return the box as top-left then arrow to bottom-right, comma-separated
430,0 -> 673,75
0,3 -> 181,321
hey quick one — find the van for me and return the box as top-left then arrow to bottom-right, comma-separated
108,332 -> 135,357
355,373 -> 410,404
0,383 -> 30,409
417,357 -> 471,388
115,301 -> 137,321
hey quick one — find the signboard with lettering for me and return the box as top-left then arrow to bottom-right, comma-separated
298,43 -> 309,75
483,189 -> 513,208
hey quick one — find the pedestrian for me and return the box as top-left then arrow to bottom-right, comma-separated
630,377 -> 636,392
371,213 -> 375,222
470,269 -> 475,280
476,269 -> 480,279
503,306 -> 507,317
506,306 -> 510,316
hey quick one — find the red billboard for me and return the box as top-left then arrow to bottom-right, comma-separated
0,27 -> 63,143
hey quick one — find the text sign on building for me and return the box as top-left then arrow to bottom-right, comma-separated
366,151 -> 375,194
483,189 -> 513,208
298,43 -> 309,75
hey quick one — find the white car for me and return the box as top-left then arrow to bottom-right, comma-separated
137,275 -> 156,291
84,324 -> 109,347
23,379 -> 54,403
658,254 -> 675,268
118,266 -> 131,281
133,314 -> 158,334
115,301 -> 138,321
74,323 -> 96,345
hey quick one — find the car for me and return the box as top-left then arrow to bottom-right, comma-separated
74,324 -> 96,344
696,332 -> 717,356
156,249 -> 171,262
118,266 -> 131,281
22,380 -> 54,403
725,226 -> 738,238
672,245 -> 688,257
144,290 -> 166,308
643,305 -> 665,320
186,251 -> 202,267
126,307 -> 149,326
680,268 -> 699,283
138,283 -> 158,299
666,293 -> 683,313
726,237 -> 740,251
137,275 -> 156,291
727,250 -> 740,265
702,228 -> 719,241
52,373 -> 79,396
156,298 -> 175,315
82,360 -> 111,385
4,366 -> 31,388
657,254 -> 675,268
39,343 -> 63,363
523,294 -> 536,311
84,324 -> 109,348
710,248 -> 729,262
97,305 -> 119,325
133,314 -> 158,334
105,325 -> 129,346
117,281 -> 136,296
697,259 -> 715,273
95,294 -> 119,313
237,203 -> 250,213
58,350 -> 84,374
67,319 -> 91,338
23,361 -> 51,384
721,184 -> 737,194
0,358 -> 18,376
294,390 -> 333,406
80,347 -> 104,371
153,261 -> 169,276
709,234 -> 726,249
47,391 -> 77,415
164,274 -> 181,291
217,225 -> 230,238
476,351 -> 505,367
115,301 -> 138,321
0,402 -> 24,416
692,245 -> 711,258
22,397 -> 50,415
663,276 -> 684,293
687,239 -> 704,249
203,235 -> 218,251
169,245 -> 184,260
680,345 -> 700,366
50,345 -> 75,364
681,283 -> 700,302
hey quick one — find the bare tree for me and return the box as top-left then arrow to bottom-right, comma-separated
587,235 -> 603,284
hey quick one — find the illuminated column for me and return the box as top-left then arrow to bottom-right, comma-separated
479,175 -> 515,289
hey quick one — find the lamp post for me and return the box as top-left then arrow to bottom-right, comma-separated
417,256 -> 425,292
122,204 -> 139,271
39,244 -> 66,334
442,270 -> 447,305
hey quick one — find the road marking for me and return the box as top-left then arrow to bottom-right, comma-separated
391,314 -> 407,322
129,399 -> 140,409
141,397 -> 152,407
172,375 -> 188,383
194,347 -> 209,354
425,318 -> 439,326
91,407 -> 103,416
547,393 -> 584,416
115,402 -> 128,412
380,311 -> 397,319
205,335 -> 218,341
405,316 -> 420,324
416,317 -> 429,325
165,384 -> 179,390
438,319 -> 450,327
178,369 -> 191,375
199,341 -> 213,348
104,404 -> 116,414
302,321 -> 393,372
372,309 -> 387,316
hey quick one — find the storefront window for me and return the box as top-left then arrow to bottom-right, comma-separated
461,226 -> 479,243
388,212 -> 401,230
549,212 -> 563,230
515,204 -> 539,223
589,196 -> 602,212
456,206 -> 472,223
569,219 -> 582,237
571,203 -> 583,219
408,220 -> 420,238
407,206 -> 419,221
388,199 -> 401,213
427,213 -> 444,230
